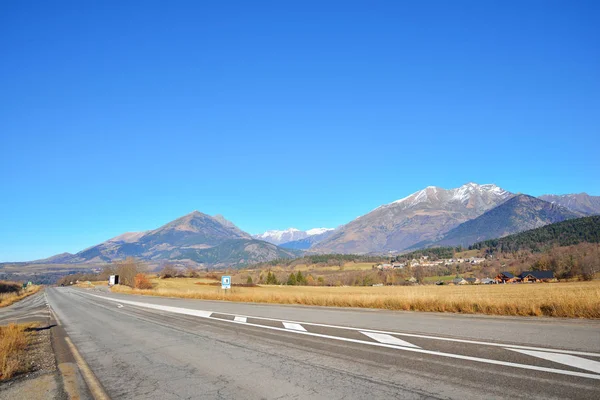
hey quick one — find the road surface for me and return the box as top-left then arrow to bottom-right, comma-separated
0,291 -> 52,325
45,286 -> 600,399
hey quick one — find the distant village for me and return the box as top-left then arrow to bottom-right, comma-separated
375,255 -> 555,285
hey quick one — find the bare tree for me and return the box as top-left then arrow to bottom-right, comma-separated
113,257 -> 147,287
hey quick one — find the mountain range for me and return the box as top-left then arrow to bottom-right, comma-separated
312,183 -> 513,253
26,183 -> 600,267
253,228 -> 334,245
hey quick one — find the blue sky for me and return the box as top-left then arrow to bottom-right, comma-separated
1,1 -> 599,262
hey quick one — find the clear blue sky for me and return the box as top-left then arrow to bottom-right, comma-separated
1,1 -> 599,262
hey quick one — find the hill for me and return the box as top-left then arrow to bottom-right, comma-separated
470,215 -> 600,253
171,239 -> 300,267
431,195 -> 580,247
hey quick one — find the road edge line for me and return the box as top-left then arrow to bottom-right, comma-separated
64,335 -> 111,400
48,297 -> 111,400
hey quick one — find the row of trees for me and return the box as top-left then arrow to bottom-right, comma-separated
57,258 -> 154,289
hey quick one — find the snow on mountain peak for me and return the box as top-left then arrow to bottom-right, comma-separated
389,183 -> 510,209
254,227 -> 334,245
306,228 -> 334,236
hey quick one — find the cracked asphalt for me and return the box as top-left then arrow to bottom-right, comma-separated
46,287 -> 600,400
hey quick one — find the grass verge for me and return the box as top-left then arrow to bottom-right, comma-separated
111,279 -> 600,318
0,323 -> 37,381
0,285 -> 41,308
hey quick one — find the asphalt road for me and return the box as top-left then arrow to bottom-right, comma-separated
45,286 -> 600,400
0,291 -> 51,325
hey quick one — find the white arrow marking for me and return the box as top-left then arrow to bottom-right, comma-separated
283,322 -> 306,331
361,331 -> 420,348
234,316 -> 247,323
508,349 -> 600,374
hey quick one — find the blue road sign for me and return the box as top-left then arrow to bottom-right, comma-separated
221,275 -> 231,290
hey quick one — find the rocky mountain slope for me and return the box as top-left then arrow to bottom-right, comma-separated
539,193 -> 600,216
430,195 -> 581,248
312,183 -> 513,254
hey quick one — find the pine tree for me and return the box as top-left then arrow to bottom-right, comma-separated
287,273 -> 297,286
296,271 -> 306,285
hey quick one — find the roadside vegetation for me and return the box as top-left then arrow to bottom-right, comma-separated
0,323 -> 37,381
0,281 -> 41,308
112,277 -> 600,318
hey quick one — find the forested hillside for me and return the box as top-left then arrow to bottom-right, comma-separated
470,216 -> 600,253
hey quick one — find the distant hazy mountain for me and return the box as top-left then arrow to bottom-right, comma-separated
313,183 -> 513,254
279,229 -> 336,250
48,211 -> 295,267
539,193 -> 600,216
254,227 -> 334,245
31,252 -> 75,264
432,195 -> 580,248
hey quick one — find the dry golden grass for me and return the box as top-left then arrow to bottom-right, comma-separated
0,323 -> 36,381
0,285 -> 41,308
74,280 -> 106,288
112,278 -> 600,318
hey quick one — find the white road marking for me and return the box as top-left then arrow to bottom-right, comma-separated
234,316 -> 247,323
508,349 -> 600,374
283,322 -> 306,332
79,291 -> 600,380
361,331 -> 419,348
117,304 -> 124,308
84,291 -> 598,357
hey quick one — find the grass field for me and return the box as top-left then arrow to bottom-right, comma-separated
0,323 -> 36,381
111,277 -> 600,318
0,285 -> 41,308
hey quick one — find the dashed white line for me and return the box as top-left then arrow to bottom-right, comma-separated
234,316 -> 247,323
361,331 -> 420,348
283,322 -> 306,332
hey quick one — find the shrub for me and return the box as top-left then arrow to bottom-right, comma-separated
113,258 -> 147,287
134,274 -> 153,289
0,281 -> 22,294
159,264 -> 177,279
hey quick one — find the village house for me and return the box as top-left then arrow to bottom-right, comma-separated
494,272 -> 520,283
480,278 -> 495,285
519,270 -> 554,283
464,277 -> 480,284
452,277 -> 468,285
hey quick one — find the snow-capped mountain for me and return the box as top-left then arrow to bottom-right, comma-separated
254,227 -> 334,245
313,183 -> 513,254
386,183 -> 510,212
